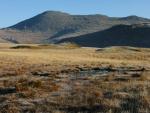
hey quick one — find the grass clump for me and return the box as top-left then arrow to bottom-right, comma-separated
139,72 -> 150,81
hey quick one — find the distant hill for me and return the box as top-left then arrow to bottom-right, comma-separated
0,11 -> 150,44
58,23 -> 150,48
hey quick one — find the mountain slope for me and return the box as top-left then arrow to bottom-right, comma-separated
7,11 -> 150,43
58,23 -> 150,48
0,29 -> 45,43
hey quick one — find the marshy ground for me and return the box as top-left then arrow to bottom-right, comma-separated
0,43 -> 149,113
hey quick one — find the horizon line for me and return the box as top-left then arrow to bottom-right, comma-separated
1,10 -> 150,28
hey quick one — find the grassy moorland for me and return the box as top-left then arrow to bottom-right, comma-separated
0,43 -> 149,113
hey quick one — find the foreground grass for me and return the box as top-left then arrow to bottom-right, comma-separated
0,43 -> 149,113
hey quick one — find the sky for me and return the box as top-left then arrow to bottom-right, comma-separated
0,0 -> 150,28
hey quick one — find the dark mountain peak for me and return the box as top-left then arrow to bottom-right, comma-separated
6,11 -> 150,44
58,23 -> 150,48
110,23 -> 150,30
75,13 -> 108,17
40,10 -> 70,17
119,15 -> 149,21
126,15 -> 141,19
131,23 -> 150,28
9,11 -> 150,33
9,10 -> 72,32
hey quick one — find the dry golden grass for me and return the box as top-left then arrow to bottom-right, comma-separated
0,43 -> 149,68
0,43 -> 150,113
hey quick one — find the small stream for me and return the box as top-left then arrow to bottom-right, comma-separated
70,67 -> 147,78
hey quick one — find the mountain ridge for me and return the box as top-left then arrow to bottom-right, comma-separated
0,11 -> 150,46
58,23 -> 150,48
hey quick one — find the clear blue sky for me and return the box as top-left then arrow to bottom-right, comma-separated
0,0 -> 150,28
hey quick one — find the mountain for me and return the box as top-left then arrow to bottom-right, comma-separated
58,23 -> 150,48
0,29 -> 44,44
118,15 -> 150,21
0,11 -> 150,44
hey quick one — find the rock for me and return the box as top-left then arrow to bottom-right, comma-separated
0,87 -> 16,95
113,92 -> 130,99
16,99 -> 35,112
17,99 -> 34,107
103,92 -> 113,99
31,71 -> 49,77
131,73 -> 141,78
0,96 -> 8,103
114,77 -> 129,81
92,67 -> 100,71
51,92 -> 61,97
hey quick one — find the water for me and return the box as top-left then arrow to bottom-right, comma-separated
70,67 -> 147,79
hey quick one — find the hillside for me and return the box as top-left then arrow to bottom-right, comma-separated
0,11 -> 150,44
0,29 -> 45,43
58,23 -> 150,48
